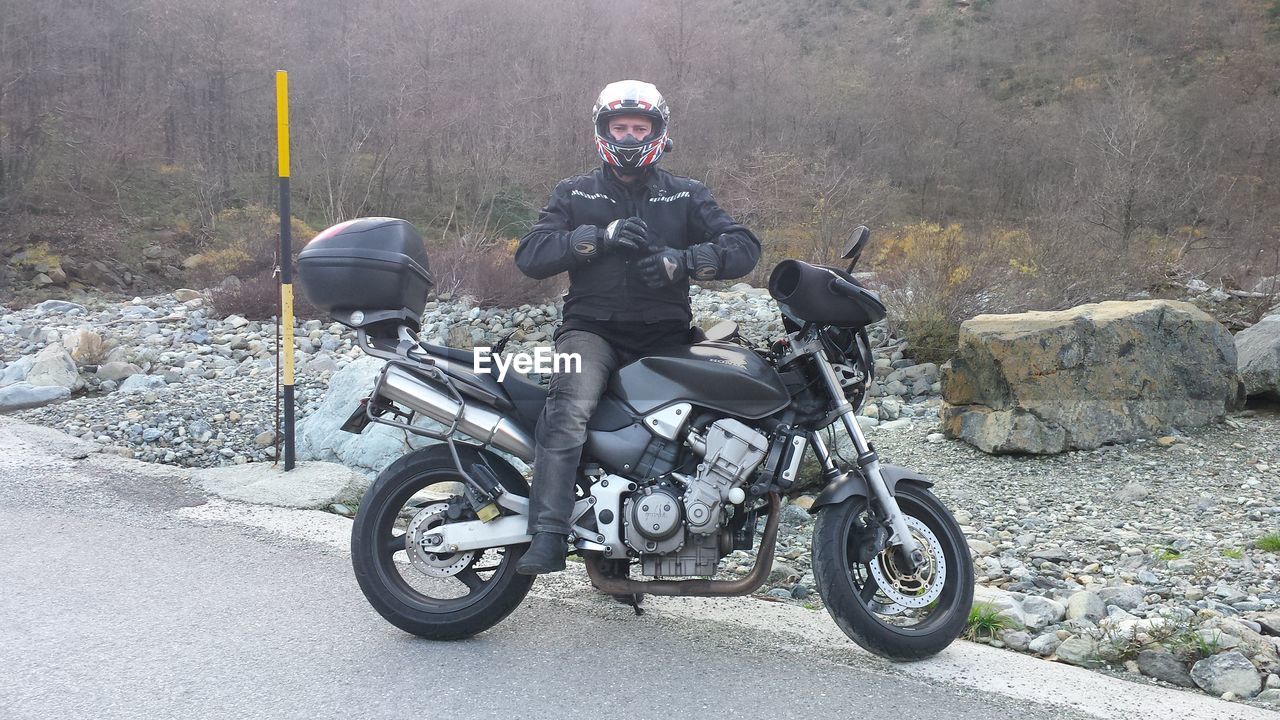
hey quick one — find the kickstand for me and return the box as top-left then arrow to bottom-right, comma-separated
612,593 -> 645,616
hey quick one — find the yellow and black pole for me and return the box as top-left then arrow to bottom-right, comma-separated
276,70 -> 296,471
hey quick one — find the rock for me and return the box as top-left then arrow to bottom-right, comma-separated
188,420 -> 214,443
305,355 -> 339,375
1066,591 -> 1107,624
1235,314 -> 1280,400
96,362 -> 142,382
1021,595 -> 1067,630
1029,546 -> 1070,563
0,382 -> 71,411
224,315 -> 249,329
254,430 -> 277,447
1029,632 -> 1062,656
26,343 -> 80,390
967,539 -> 997,555
768,561 -> 799,585
1214,584 -> 1249,604
1098,584 -> 1145,611
175,288 -> 202,302
880,396 -> 902,419
1136,649 -> 1196,687
447,324 -> 475,350
0,356 -> 33,387
33,300 -> 86,314
1001,629 -> 1032,652
297,355 -> 434,476
1203,618 -> 1280,664
1055,636 -> 1101,667
1259,689 -> 1280,705
1190,650 -> 1262,697
939,300 -> 1239,453
974,585 -> 1025,629
780,504 -> 811,526
1116,483 -> 1149,502
193,461 -> 371,509
118,374 -> 167,394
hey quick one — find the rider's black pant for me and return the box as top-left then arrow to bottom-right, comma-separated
527,330 -> 635,535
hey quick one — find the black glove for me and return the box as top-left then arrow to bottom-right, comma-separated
569,225 -> 602,260
638,244 -> 720,288
600,217 -> 649,255
637,248 -> 686,288
685,244 -> 721,281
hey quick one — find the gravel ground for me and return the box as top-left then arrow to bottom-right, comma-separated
3,288 -> 1280,709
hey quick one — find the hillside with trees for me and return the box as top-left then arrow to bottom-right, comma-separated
2,0 -> 1278,352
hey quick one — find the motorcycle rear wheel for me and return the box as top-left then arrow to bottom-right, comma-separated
812,483 -> 974,661
351,445 -> 534,640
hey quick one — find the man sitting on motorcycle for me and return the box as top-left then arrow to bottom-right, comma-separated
513,79 -> 762,574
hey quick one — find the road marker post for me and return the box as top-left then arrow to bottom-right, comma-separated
276,70 -> 296,471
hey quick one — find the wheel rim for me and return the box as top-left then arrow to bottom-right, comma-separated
369,473 -> 518,613
837,492 -> 964,633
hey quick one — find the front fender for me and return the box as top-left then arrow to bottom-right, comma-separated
808,463 -> 935,514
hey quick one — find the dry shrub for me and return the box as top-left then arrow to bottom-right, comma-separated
708,149 -> 902,287
873,222 -> 1002,363
70,330 -> 108,366
432,238 -> 564,308
186,204 -> 317,290
209,272 -> 322,321
872,220 -> 1180,363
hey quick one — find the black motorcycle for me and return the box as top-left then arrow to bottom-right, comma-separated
297,217 -> 974,661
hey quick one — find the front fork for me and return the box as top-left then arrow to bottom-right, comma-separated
810,351 -> 926,571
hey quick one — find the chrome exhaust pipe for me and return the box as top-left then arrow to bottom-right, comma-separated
378,364 -> 535,461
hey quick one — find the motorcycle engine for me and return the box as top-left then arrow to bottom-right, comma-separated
622,418 -> 770,576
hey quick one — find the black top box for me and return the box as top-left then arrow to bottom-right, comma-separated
297,217 -> 434,330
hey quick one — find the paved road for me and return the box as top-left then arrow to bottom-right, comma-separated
1,417 -> 1274,720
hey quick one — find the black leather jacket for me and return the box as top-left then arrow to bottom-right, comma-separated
516,165 -> 761,323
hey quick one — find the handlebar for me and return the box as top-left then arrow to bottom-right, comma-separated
828,276 -> 863,300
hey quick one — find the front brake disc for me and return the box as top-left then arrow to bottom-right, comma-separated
867,515 -> 946,608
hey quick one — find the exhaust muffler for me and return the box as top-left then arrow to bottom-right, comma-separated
378,364 -> 535,461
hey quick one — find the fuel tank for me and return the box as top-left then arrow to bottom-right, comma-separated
609,342 -> 790,419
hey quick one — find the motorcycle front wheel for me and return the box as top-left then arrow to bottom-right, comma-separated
350,445 -> 534,640
812,483 -> 974,661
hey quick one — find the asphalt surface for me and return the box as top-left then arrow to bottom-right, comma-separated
2,416 -> 1274,720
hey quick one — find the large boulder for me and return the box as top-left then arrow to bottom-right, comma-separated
0,356 -> 34,387
1235,314 -> 1280,400
1190,650 -> 1262,697
940,300 -> 1239,454
26,343 -> 81,391
297,355 -> 435,477
0,382 -> 70,411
